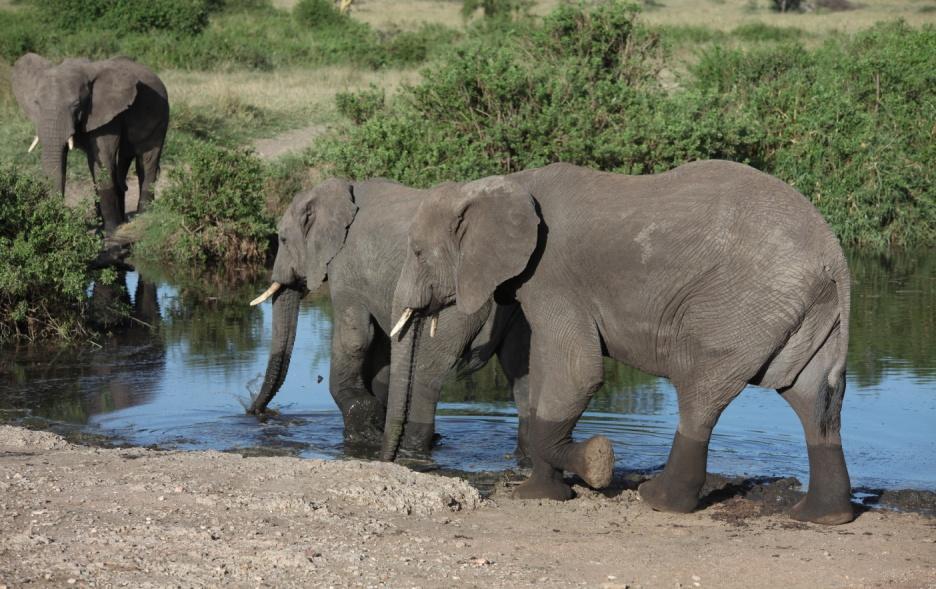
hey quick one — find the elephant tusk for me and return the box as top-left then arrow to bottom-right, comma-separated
27,136 -> 39,153
429,314 -> 438,338
389,308 -> 413,338
67,136 -> 74,151
250,282 -> 281,306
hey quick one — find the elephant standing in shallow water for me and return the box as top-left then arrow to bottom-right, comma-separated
248,179 -> 531,456
386,160 -> 854,525
12,53 -> 169,235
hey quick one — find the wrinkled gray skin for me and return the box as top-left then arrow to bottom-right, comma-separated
12,53 -> 169,236
391,160 -> 853,525
249,179 -> 531,455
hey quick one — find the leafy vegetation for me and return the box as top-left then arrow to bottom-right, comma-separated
316,2 -> 935,248
134,144 -> 276,266
0,166 -> 103,343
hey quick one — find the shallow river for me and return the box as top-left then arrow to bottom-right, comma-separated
2,252 -> 934,491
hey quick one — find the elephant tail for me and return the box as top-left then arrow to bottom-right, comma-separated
819,258 -> 850,437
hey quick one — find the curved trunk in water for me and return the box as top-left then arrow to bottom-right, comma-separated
247,287 -> 301,414
380,315 -> 423,461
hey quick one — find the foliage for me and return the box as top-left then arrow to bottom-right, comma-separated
335,85 -> 385,125
316,2 -> 934,248
293,0 -> 347,29
138,144 -> 275,266
38,0 -> 211,35
0,167 -> 101,343
0,0 -> 455,70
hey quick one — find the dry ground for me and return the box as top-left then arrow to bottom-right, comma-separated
1,426 -> 934,588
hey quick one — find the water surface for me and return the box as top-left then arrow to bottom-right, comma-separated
2,252 -> 933,490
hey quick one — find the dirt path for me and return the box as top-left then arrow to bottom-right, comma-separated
253,124 -> 328,160
1,426 -> 933,588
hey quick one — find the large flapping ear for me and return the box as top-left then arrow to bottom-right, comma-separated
11,53 -> 52,126
297,178 -> 358,291
85,62 -> 139,132
454,177 -> 539,315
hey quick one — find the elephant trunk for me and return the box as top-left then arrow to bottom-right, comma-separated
247,286 -> 301,415
380,313 -> 423,461
38,114 -> 69,196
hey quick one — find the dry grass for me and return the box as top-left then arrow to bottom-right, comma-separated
637,0 -> 936,33
274,0 -> 935,33
161,66 -> 421,131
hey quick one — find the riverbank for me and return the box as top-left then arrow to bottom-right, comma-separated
1,426 -> 933,588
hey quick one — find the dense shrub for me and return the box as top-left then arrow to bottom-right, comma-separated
335,86 -> 385,125
0,167 -> 101,342
139,144 -> 275,266
293,0 -> 347,29
39,0 -> 211,35
316,2 -> 934,247
692,23 -> 935,248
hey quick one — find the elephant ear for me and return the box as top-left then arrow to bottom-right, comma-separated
297,178 -> 359,291
85,63 -> 139,132
12,53 -> 52,126
453,177 -> 539,316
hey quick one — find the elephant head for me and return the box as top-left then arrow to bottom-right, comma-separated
381,177 -> 538,458
247,179 -> 358,414
12,53 -> 142,195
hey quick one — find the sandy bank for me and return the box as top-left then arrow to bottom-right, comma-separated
0,426 -> 933,588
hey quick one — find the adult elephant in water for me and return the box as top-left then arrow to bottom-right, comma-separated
387,161 -> 854,525
248,179 -> 531,455
12,53 -> 169,235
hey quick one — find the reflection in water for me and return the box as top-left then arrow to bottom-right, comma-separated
0,251 -> 934,490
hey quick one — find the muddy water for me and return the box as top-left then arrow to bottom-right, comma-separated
1,252 -> 934,492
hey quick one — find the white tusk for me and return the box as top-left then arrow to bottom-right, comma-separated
249,282 -> 281,306
28,136 -> 39,153
389,308 -> 413,338
429,315 -> 438,338
67,136 -> 74,151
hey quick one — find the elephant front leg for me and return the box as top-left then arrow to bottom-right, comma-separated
88,133 -> 125,236
330,304 -> 384,446
513,318 -> 614,501
496,317 -> 532,465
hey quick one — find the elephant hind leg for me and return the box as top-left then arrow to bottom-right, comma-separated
778,332 -> 853,525
638,376 -> 746,514
135,141 -> 163,214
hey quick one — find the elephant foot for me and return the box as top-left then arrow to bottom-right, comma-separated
342,395 -> 384,446
569,436 -> 614,489
137,190 -> 155,214
637,475 -> 700,513
638,431 -> 708,513
513,469 -> 573,501
789,444 -> 854,525
398,422 -> 436,459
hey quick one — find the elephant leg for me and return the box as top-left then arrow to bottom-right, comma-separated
513,316 -> 612,501
638,376 -> 745,513
396,309 -> 478,456
496,317 -> 531,463
330,303 -> 383,445
778,336 -> 853,525
363,327 -> 391,409
115,144 -> 134,221
88,133 -> 124,235
135,142 -> 163,214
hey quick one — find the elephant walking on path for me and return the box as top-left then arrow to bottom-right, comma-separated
12,53 -> 169,235
388,160 -> 853,525
249,179 -> 531,456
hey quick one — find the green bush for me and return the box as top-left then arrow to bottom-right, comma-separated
39,0 -> 210,35
0,167 -> 101,342
316,2 -> 934,248
336,86 -> 385,125
293,0 -> 347,29
140,144 -> 275,266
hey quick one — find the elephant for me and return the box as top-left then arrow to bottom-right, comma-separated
247,178 -> 531,455
387,160 -> 854,525
12,53 -> 169,236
